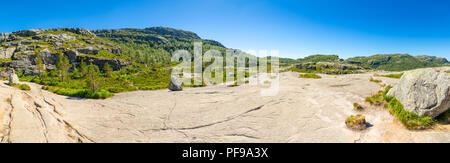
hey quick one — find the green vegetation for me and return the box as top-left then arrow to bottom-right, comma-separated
299,73 -> 322,79
0,58 -> 12,63
297,54 -> 340,63
20,62 -> 171,99
347,54 -> 447,71
369,77 -> 382,83
93,27 -> 228,67
19,84 -> 31,91
288,62 -> 362,75
6,98 -> 11,103
9,83 -> 31,91
375,73 -> 403,79
387,97 -> 435,129
365,86 -> 436,129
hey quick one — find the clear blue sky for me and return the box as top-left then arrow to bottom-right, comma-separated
1,0 -> 449,59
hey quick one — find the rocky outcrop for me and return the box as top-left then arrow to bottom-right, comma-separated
0,28 -> 128,74
80,57 -> 131,71
40,49 -> 58,65
387,69 -> 450,117
33,33 -> 76,42
0,47 -> 16,59
13,29 -> 43,37
169,76 -> 183,91
77,47 -> 99,55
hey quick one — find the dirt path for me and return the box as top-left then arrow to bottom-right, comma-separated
0,71 -> 448,143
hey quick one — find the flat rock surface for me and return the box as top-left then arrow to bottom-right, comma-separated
0,71 -> 448,143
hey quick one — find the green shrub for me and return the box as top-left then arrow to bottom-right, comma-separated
299,73 -> 322,79
19,84 -> 31,91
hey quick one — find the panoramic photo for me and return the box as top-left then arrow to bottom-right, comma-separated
0,0 -> 449,148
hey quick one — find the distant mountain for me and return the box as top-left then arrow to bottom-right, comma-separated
291,54 -> 448,71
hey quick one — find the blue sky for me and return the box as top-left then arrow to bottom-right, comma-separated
1,0 -> 449,59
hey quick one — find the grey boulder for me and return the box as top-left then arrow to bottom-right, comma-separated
387,69 -> 450,117
169,76 -> 183,91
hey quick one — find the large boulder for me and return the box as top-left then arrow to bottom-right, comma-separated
169,76 -> 183,91
387,69 -> 450,117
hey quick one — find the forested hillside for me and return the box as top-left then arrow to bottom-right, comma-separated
93,27 -> 228,66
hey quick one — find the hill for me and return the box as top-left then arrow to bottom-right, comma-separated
92,27 -> 228,66
0,27 -> 256,98
346,54 -> 448,71
297,54 -> 340,63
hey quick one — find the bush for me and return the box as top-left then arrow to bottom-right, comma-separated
299,73 -> 322,79
345,114 -> 367,130
19,84 -> 31,91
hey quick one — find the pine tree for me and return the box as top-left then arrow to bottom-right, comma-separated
103,62 -> 113,77
80,59 -> 88,77
57,54 -> 71,83
86,63 -> 101,92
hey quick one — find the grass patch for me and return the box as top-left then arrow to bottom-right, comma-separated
43,86 -> 113,99
299,73 -> 322,79
0,58 -> 12,63
387,97 -> 435,129
375,73 -> 403,79
19,84 -> 31,91
369,77 -> 382,83
9,83 -> 31,91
